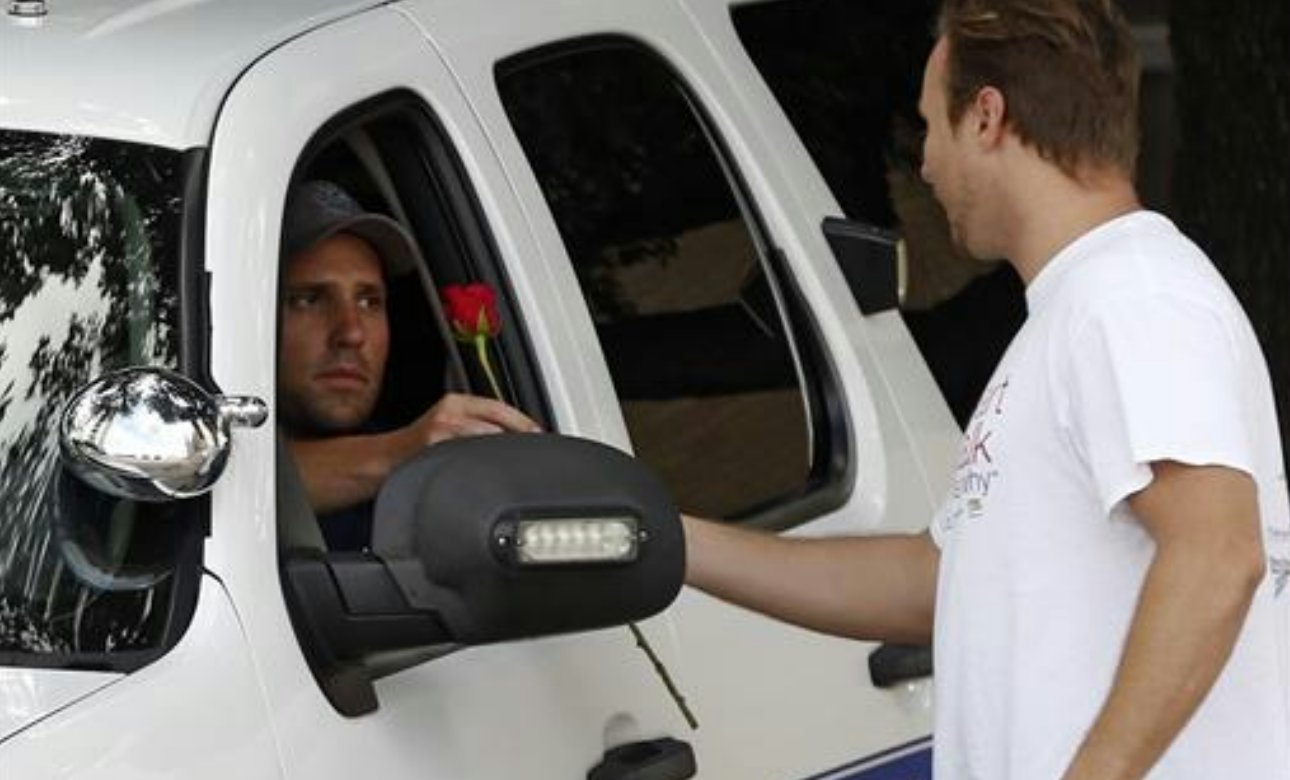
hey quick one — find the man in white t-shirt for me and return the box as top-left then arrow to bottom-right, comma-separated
681,1 -> 1290,778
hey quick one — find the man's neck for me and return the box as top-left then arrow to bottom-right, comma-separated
1004,165 -> 1141,285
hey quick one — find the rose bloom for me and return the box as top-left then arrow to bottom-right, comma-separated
442,283 -> 501,340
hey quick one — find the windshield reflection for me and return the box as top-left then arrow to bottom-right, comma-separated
0,130 -> 186,660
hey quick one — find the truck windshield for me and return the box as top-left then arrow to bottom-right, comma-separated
0,130 -> 198,666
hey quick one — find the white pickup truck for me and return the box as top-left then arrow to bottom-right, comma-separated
0,0 -> 982,777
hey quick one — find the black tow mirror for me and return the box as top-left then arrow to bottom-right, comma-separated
372,434 -> 684,643
281,433 -> 684,717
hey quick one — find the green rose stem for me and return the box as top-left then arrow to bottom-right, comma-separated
630,622 -> 699,730
467,307 -> 504,401
473,334 -> 503,401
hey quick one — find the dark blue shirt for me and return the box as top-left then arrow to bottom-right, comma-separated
317,501 -> 374,551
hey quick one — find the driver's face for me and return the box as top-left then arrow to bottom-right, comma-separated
278,232 -> 389,435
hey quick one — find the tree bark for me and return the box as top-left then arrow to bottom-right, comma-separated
1169,0 -> 1290,475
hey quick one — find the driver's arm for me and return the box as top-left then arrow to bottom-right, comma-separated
289,393 -> 539,513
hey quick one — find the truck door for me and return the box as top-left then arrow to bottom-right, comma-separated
408,0 -> 954,776
203,8 -> 694,779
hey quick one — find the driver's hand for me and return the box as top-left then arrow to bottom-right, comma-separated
414,392 -> 541,446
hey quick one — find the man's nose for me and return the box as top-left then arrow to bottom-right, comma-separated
330,302 -> 366,347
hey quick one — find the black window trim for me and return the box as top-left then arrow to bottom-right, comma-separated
495,35 -> 853,532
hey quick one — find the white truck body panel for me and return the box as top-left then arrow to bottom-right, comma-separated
0,0 -> 959,775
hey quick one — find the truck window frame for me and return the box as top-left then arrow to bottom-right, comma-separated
495,35 -> 852,531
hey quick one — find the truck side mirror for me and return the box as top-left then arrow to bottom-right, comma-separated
60,367 -> 267,501
281,434 -> 684,716
374,434 -> 684,642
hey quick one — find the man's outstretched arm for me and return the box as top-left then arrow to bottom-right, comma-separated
289,393 -> 540,513
1062,461 -> 1266,780
683,516 -> 940,643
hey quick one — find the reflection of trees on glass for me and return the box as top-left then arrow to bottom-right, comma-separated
0,130 -> 184,659
499,45 -> 737,318
500,44 -> 819,519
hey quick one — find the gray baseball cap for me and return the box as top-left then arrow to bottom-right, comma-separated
282,180 -> 418,276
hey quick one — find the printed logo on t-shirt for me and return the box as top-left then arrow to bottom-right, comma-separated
942,376 -> 1010,532
1271,557 -> 1289,598
1269,482 -> 1289,599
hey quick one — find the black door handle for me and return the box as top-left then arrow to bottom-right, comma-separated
588,737 -> 696,780
868,642 -> 933,688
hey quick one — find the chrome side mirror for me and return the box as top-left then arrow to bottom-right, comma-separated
59,367 -> 267,501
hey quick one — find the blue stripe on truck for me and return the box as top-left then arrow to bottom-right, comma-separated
797,736 -> 933,780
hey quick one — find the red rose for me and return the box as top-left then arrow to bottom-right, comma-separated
442,283 -> 501,341
441,283 -> 504,399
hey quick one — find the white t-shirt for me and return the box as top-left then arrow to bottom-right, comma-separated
929,211 -> 1290,779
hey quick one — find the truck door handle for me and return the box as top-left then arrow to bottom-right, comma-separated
588,736 -> 696,780
868,642 -> 933,688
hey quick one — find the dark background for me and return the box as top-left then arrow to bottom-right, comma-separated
1132,0 -> 1290,474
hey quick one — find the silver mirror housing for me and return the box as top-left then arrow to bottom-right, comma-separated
59,367 -> 267,501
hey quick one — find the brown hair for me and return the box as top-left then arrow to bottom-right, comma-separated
936,0 -> 1140,177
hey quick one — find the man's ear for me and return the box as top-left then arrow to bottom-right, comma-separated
970,86 -> 1008,149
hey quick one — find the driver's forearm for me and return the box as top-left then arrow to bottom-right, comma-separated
287,428 -> 417,513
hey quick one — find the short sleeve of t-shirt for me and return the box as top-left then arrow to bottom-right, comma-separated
1064,292 -> 1255,515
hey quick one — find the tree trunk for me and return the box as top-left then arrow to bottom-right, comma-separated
1169,0 -> 1290,475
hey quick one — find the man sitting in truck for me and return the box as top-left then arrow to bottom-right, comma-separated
277,180 -> 540,549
